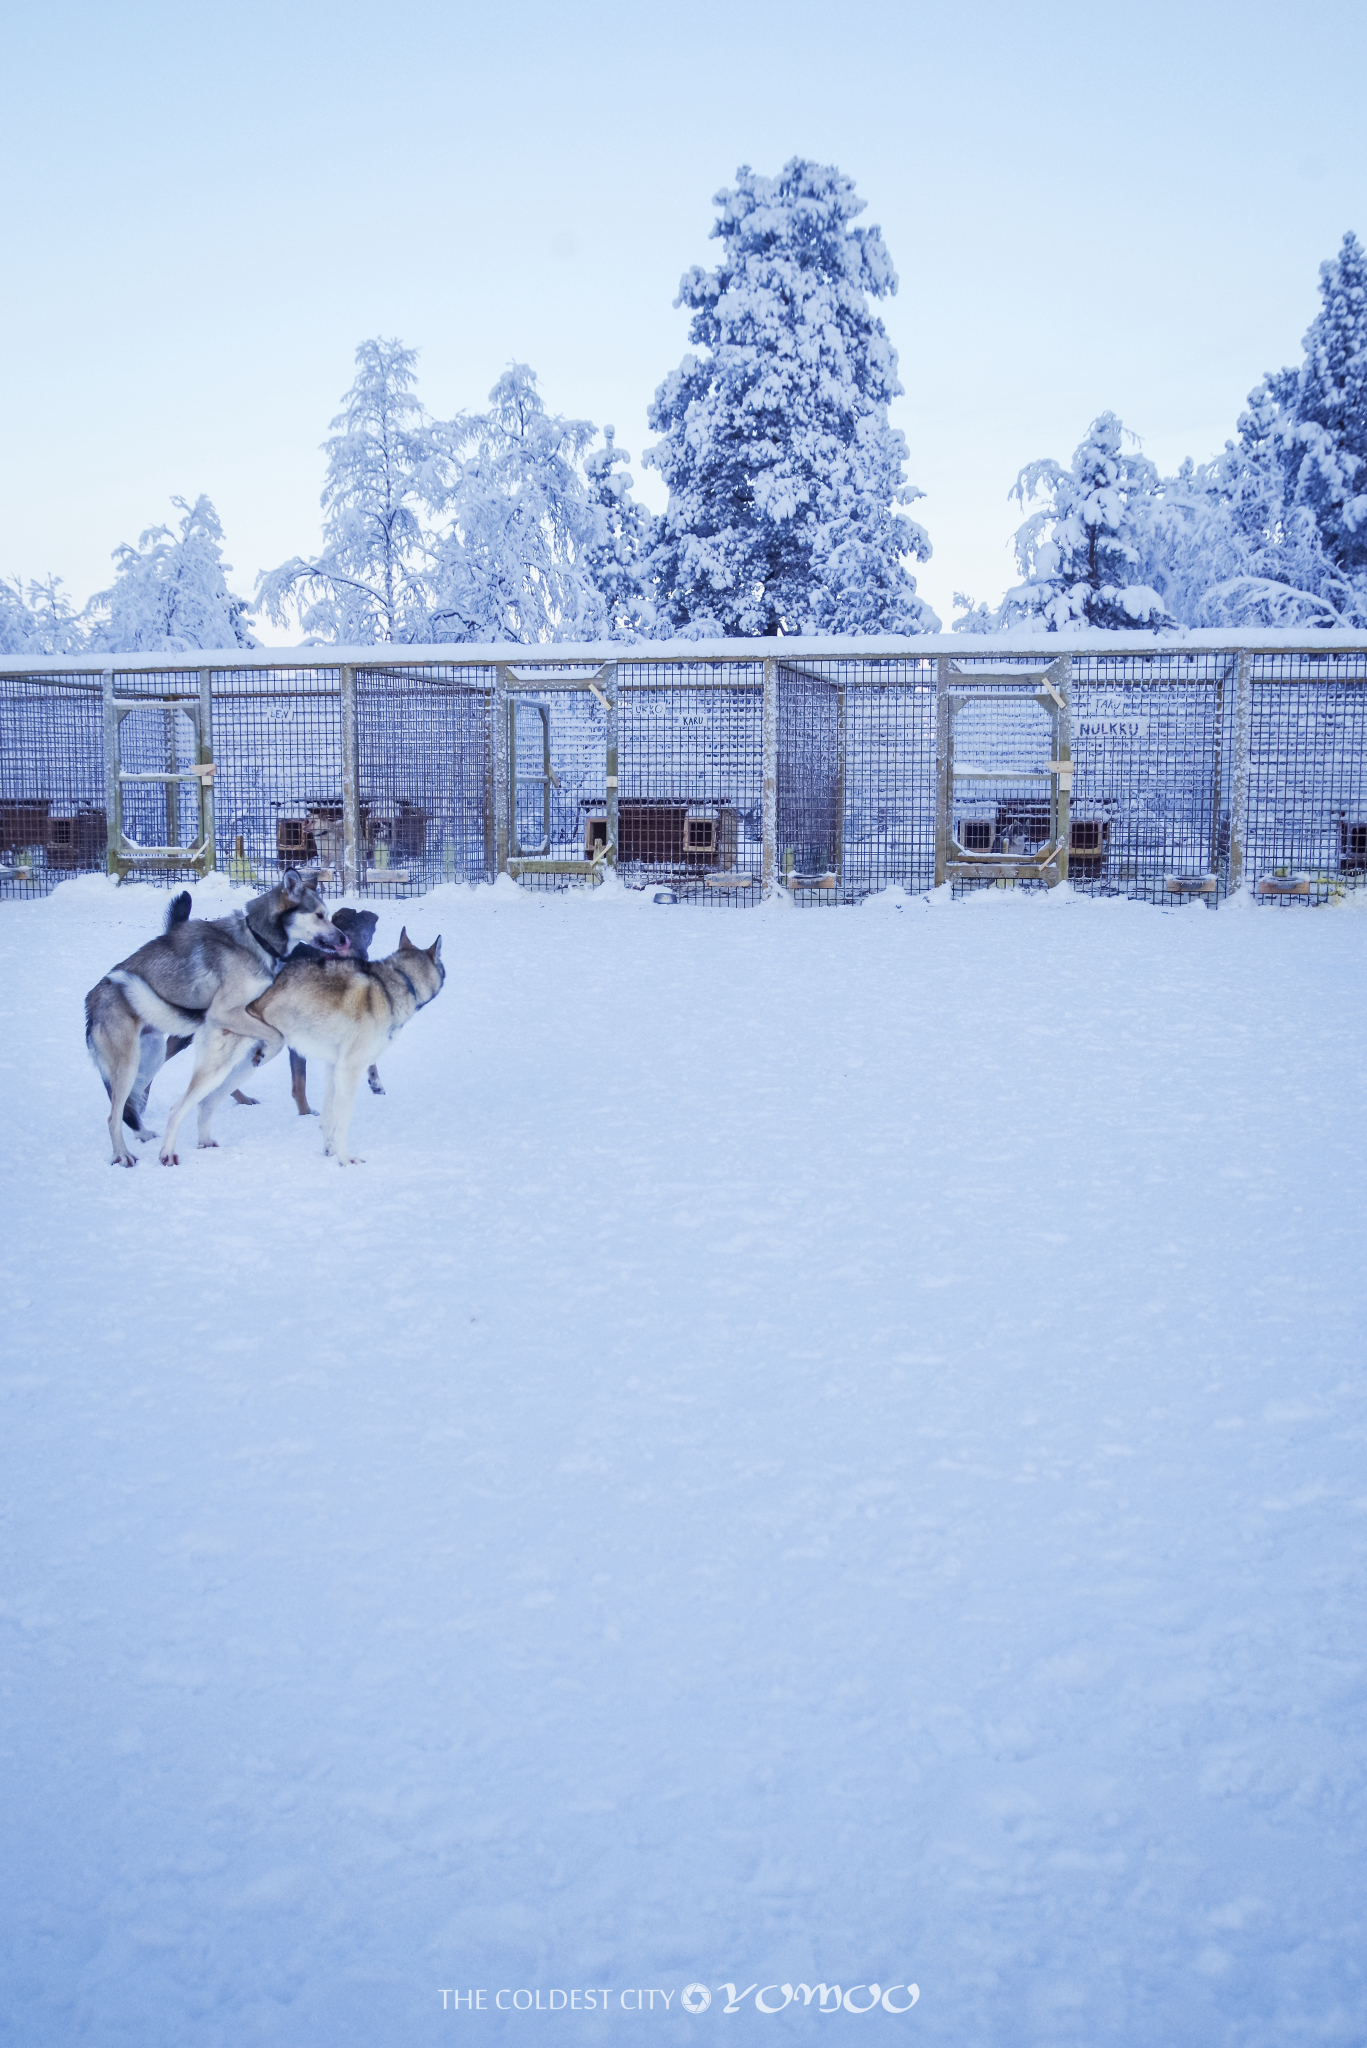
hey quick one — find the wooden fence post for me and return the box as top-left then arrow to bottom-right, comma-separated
197,666 -> 216,878
934,656 -> 951,888
604,660 -> 619,870
340,662 -> 360,893
101,670 -> 121,878
493,665 -> 510,877
1227,649 -> 1252,897
761,656 -> 777,898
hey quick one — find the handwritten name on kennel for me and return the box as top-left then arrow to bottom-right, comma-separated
1075,696 -> 1150,743
438,1981 -> 919,2013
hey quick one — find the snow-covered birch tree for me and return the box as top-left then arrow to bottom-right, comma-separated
85,496 -> 256,652
256,339 -> 446,644
0,575 -> 86,656
425,365 -> 610,643
643,158 -> 938,638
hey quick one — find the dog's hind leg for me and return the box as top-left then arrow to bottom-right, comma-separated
366,1065 -> 384,1096
126,1027 -> 168,1140
87,979 -> 144,1166
103,1034 -> 144,1166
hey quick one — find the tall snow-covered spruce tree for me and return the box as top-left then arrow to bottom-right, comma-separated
994,414 -> 1174,632
643,159 -> 937,638
1292,230 -> 1367,586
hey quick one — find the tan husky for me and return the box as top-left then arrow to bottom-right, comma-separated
244,927 -> 445,1164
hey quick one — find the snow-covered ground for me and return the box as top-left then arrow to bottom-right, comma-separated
2,874 -> 1365,2046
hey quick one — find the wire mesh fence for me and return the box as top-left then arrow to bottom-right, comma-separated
1,645 -> 1364,908
1246,651 -> 1367,902
359,664 -> 492,893
617,661 -> 763,899
776,661 -> 841,898
0,672 -> 104,899
1064,652 -> 1232,902
211,666 -> 343,891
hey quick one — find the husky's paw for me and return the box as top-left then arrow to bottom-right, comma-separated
111,1153 -> 137,1168
159,1151 -> 180,1166
231,1089 -> 258,1106
137,1126 -> 160,1142
198,1140 -> 219,1150
250,1042 -> 268,1067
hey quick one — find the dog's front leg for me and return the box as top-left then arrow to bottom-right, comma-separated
160,1028 -> 250,1164
290,1049 -> 315,1115
197,1040 -> 267,1147
320,1056 -> 366,1164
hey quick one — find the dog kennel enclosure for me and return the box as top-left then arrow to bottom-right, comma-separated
2,636 -> 1366,905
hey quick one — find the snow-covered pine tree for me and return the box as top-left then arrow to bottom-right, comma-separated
999,413 -> 1174,631
1289,231 -> 1367,587
582,426 -> 658,638
85,497 -> 257,652
642,158 -> 937,638
1145,236 -> 1367,629
256,339 -> 444,644
425,365 -> 608,643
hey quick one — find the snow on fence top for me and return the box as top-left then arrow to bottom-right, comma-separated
4,627 -> 1367,672
2,638 -> 1366,908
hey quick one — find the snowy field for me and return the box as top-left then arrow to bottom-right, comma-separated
2,873 -> 1366,2047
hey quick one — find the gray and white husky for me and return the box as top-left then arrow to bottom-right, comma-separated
244,927 -> 444,1165
86,870 -> 352,1166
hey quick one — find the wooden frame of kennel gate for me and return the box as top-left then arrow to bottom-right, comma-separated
934,655 -> 1073,888
102,668 -> 217,880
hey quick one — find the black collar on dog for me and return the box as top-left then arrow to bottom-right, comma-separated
246,906 -> 288,962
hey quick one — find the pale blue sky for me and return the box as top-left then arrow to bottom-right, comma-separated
3,0 -> 1365,637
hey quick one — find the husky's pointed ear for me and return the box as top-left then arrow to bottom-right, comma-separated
398,925 -> 413,949
426,936 -> 442,965
281,867 -> 304,902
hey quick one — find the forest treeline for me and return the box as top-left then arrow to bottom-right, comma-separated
4,161 -> 1365,653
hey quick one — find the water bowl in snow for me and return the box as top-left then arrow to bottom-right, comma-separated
653,888 -> 678,905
